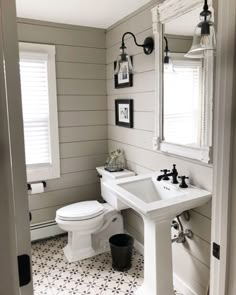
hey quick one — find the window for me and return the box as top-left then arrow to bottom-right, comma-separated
19,42 -> 60,182
163,58 -> 203,146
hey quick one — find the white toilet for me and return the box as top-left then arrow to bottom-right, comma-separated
56,166 -> 135,262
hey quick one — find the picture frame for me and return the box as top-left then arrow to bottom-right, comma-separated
115,99 -> 133,128
114,57 -> 133,89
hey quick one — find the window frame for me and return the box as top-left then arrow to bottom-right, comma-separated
151,0 -> 214,163
19,42 -> 60,182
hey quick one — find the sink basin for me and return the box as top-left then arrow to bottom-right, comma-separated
105,173 -> 211,221
105,172 -> 211,295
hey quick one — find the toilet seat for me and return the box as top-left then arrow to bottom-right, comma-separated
56,201 -> 104,221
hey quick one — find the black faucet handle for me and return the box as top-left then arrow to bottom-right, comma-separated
178,176 -> 189,188
160,169 -> 170,174
160,169 -> 170,180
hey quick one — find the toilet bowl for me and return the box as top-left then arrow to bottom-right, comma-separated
56,166 -> 135,262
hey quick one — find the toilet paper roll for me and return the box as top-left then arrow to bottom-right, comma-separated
30,183 -> 45,194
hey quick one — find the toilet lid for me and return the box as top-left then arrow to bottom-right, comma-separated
56,201 -> 104,221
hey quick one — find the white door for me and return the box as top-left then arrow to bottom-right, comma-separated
0,0 -> 33,294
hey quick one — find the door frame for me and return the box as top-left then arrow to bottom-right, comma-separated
210,0 -> 236,294
0,0 -> 33,294
0,0 -> 236,294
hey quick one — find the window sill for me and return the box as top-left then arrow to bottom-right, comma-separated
27,163 -> 60,183
160,142 -> 212,164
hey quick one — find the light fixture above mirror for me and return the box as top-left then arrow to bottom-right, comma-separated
114,32 -> 154,74
186,0 -> 216,58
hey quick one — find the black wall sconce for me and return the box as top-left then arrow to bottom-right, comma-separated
114,32 -> 154,75
164,36 -> 170,64
163,36 -> 175,73
186,0 -> 216,58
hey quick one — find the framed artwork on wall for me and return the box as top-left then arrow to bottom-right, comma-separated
114,57 -> 133,88
115,99 -> 133,128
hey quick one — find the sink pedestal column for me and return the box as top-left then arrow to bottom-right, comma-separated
136,217 -> 174,295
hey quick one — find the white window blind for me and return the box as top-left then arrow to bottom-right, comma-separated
19,43 -> 60,182
20,53 -> 51,166
163,59 -> 203,146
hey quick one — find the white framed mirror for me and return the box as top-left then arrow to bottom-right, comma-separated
151,0 -> 214,163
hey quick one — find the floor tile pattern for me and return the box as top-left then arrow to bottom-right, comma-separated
32,235 -> 144,295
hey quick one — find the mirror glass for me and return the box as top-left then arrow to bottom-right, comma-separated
163,6 -> 205,147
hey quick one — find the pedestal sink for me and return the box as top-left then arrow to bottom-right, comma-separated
105,172 -> 211,295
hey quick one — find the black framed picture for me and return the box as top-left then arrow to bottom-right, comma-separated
115,99 -> 133,128
114,57 -> 133,89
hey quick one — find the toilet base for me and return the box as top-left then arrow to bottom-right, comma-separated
63,211 -> 124,262
64,243 -> 110,262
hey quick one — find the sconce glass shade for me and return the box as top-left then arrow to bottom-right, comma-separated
114,33 -> 154,75
186,22 -> 216,57
164,51 -> 175,73
186,3 -> 216,58
114,49 -> 134,75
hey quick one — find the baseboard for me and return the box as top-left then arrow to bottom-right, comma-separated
127,232 -> 196,295
30,220 -> 65,242
173,274 -> 197,295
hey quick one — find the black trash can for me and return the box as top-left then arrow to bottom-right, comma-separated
109,233 -> 134,271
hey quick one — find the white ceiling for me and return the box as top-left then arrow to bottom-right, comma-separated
16,0 -> 152,29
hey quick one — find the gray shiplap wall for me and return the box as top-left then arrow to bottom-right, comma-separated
106,4 -> 212,295
17,18 -> 107,224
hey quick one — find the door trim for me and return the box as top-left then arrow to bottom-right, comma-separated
0,0 -> 33,294
210,0 -> 236,294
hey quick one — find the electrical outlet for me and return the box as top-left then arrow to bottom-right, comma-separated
152,137 -> 158,150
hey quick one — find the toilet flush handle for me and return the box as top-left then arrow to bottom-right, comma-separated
97,173 -> 102,178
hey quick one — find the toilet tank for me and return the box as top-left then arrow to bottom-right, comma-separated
96,166 -> 135,210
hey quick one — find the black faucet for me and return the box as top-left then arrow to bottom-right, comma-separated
157,164 -> 179,184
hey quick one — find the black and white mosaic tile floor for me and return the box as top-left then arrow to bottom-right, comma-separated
32,235 -> 144,295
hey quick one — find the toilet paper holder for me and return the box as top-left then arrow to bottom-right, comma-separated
27,181 -> 46,191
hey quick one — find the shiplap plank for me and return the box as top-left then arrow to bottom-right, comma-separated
108,110 -> 154,131
59,126 -> 107,143
107,53 -> 155,79
56,45 -> 106,64
172,245 -> 210,295
123,209 -> 144,239
59,111 -> 107,127
56,62 -> 106,79
57,79 -> 106,95
181,210 -> 211,243
126,160 -> 152,175
172,227 -> 211,267
108,92 -> 155,112
18,23 -> 106,48
29,183 -> 100,211
61,154 -> 107,174
58,95 -> 107,111
31,205 -> 62,224
108,126 -> 153,151
194,201 -> 212,219
107,71 -> 155,95
126,224 -> 144,245
60,140 -> 108,158
45,170 -> 99,192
